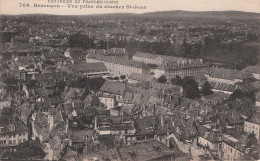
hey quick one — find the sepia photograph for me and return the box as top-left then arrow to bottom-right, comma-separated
0,0 -> 259,160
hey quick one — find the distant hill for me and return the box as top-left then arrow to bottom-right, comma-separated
1,10 -> 260,20
141,10 -> 260,20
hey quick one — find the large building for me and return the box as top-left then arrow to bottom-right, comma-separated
70,62 -> 108,77
205,67 -> 252,85
0,116 -> 29,147
133,52 -> 187,66
244,112 -> 260,140
220,134 -> 245,161
86,54 -> 149,76
88,48 -> 128,59
133,52 -> 206,79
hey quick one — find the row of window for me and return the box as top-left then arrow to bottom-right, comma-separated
0,138 -> 27,145
245,123 -> 258,130
0,126 -> 15,132
1,132 -> 27,138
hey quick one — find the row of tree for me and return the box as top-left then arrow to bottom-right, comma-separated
157,75 -> 213,99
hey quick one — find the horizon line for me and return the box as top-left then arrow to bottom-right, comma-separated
1,9 -> 260,16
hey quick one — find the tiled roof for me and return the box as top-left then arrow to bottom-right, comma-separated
210,82 -> 237,92
133,52 -> 186,61
117,140 -> 174,161
99,81 -> 126,95
98,116 -> 132,125
70,62 -> 107,73
0,116 -> 28,133
151,82 -> 182,94
247,112 -> 260,125
128,73 -> 155,82
68,129 -> 94,143
87,54 -> 147,68
209,67 -> 252,81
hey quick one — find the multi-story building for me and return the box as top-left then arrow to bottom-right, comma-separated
220,134 -> 245,161
94,116 -> 136,145
98,94 -> 116,109
88,48 -> 128,59
70,62 -> 108,77
205,67 -> 252,85
244,112 -> 260,140
133,52 -> 206,79
0,116 -> 29,147
133,51 -> 187,66
86,54 -> 148,76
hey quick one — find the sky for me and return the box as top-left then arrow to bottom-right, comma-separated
0,0 -> 259,15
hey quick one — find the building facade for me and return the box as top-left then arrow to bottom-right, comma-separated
86,54 -> 145,76
133,52 -> 206,79
0,116 -> 29,147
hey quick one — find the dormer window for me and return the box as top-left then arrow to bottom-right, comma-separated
10,125 -> 15,131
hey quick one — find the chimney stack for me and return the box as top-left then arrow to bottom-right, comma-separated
48,114 -> 54,131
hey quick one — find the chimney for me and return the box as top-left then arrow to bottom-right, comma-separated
161,116 -> 164,127
94,115 -> 98,131
48,114 -> 54,131
65,118 -> 69,133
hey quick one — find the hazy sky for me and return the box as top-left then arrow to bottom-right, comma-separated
0,0 -> 259,15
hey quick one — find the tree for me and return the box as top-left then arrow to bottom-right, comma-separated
247,133 -> 257,147
171,75 -> 182,86
157,75 -> 167,83
182,76 -> 200,99
229,89 -> 244,100
229,89 -> 256,102
201,81 -> 213,96
120,75 -> 126,80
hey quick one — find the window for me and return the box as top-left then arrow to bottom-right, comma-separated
0,127 -> 4,132
19,133 -> 22,136
10,125 -> 15,131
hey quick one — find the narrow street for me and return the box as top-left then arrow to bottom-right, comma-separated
166,134 -> 206,160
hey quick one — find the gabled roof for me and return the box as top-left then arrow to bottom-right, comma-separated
117,140 -> 174,161
247,112 -> 260,125
70,62 -> 107,73
0,116 -> 28,133
99,81 -> 126,95
68,129 -> 94,143
209,67 -> 252,81
128,73 -> 155,82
